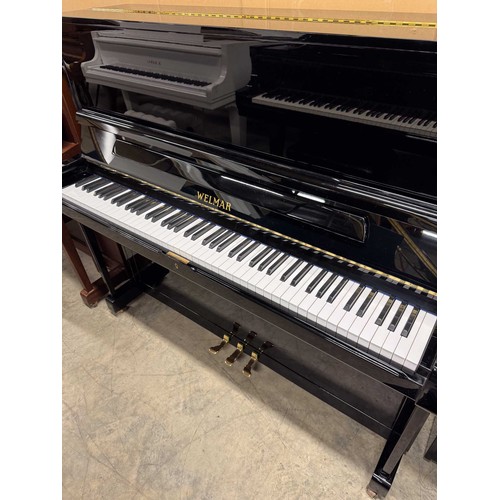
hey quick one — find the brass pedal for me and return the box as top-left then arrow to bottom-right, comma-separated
225,331 -> 256,366
243,341 -> 273,377
209,323 -> 240,354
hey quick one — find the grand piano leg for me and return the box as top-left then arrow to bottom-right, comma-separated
367,400 -> 429,498
79,224 -> 168,314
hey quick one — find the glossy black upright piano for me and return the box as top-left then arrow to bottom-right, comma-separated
62,12 -> 436,497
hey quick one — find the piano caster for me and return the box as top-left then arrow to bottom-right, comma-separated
242,341 -> 273,377
225,331 -> 256,366
209,323 -> 240,354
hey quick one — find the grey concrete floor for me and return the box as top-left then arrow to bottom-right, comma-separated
62,253 -> 437,500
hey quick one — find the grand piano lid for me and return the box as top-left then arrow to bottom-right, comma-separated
62,2 -> 437,41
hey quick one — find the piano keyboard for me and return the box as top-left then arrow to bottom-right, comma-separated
63,175 -> 437,373
100,65 -> 211,87
252,89 -> 437,140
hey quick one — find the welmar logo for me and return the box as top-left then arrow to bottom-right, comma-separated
197,191 -> 231,212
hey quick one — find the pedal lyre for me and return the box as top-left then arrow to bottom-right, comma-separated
225,331 -> 256,366
209,322 -> 239,354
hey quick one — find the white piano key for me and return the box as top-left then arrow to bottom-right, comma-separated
357,294 -> 392,350
368,299 -> 401,356
287,266 -> 323,315
379,304 -> 413,363
390,309 -> 426,368
305,274 -> 343,323
316,280 -> 357,328
404,313 -> 436,372
279,263 -> 313,310
336,286 -> 373,339
347,293 -> 384,344
324,282 -> 362,334
263,257 -> 299,301
296,271 -> 331,318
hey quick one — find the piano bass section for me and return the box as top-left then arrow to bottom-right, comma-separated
62,17 -> 436,498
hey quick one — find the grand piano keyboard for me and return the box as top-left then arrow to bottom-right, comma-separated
252,88 -> 437,140
63,175 -> 437,374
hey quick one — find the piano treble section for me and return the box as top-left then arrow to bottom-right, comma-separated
63,174 -> 436,374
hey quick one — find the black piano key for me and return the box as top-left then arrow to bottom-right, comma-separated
249,247 -> 273,268
202,227 -> 226,246
401,307 -> 420,337
135,200 -> 159,216
417,118 -> 426,126
125,197 -> 146,211
173,215 -> 197,233
375,297 -> 396,326
216,233 -> 240,252
145,205 -> 168,220
343,284 -> 365,312
74,174 -> 99,188
228,238 -> 251,258
102,185 -> 127,200
192,223 -> 216,241
184,220 -> 210,237
267,253 -> 289,275
316,273 -> 338,298
408,117 -> 417,125
388,302 -> 408,332
236,241 -> 260,261
306,269 -> 327,294
291,263 -> 313,287
112,191 -> 139,207
258,250 -> 281,272
160,211 -> 186,227
94,183 -> 118,197
280,259 -> 303,282
423,119 -> 431,126
151,207 -> 176,223
433,122 -> 437,128
129,198 -> 151,213
356,289 -> 377,317
82,178 -> 110,193
209,230 -> 233,249
326,278 -> 349,303
165,213 -> 191,229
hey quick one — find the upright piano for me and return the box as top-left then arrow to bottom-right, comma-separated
62,13 -> 436,497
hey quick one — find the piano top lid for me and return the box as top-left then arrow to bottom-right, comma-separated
62,2 -> 437,42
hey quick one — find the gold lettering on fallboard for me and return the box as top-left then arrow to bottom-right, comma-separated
196,191 -> 231,212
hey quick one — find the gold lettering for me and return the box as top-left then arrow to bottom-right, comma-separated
196,191 -> 231,212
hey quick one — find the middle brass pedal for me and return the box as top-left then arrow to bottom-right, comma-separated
225,331 -> 256,366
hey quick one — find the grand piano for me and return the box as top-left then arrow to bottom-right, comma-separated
62,12 -> 436,497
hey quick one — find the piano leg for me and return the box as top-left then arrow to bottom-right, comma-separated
79,224 -> 168,314
122,90 -> 134,111
367,399 -> 429,498
229,104 -> 246,146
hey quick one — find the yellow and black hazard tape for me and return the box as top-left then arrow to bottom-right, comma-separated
91,8 -> 436,29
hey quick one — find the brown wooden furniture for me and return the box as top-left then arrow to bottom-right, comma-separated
62,70 -> 128,307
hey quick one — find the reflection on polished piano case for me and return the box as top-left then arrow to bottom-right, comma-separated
62,12 -> 436,498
